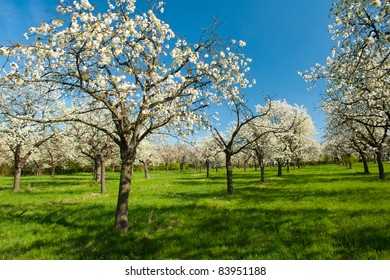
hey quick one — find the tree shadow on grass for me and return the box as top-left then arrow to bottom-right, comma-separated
2,194 -> 390,260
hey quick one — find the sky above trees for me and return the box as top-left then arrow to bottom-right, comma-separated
0,0 -> 334,139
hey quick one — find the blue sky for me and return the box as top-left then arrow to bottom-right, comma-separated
0,0 -> 334,140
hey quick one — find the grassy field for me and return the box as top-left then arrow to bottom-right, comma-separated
0,162 -> 389,260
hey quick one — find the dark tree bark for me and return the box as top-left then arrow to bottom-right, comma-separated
361,154 -> 370,174
225,150 -> 234,195
114,145 -> 136,231
376,151 -> 385,180
205,159 -> 210,178
277,160 -> 283,177
260,164 -> 266,183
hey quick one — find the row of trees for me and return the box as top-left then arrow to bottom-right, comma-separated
0,97 -> 321,191
301,0 -> 389,179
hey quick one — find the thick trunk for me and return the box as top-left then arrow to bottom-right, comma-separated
286,159 -> 290,173
115,146 -> 135,232
179,162 -> 184,172
225,151 -> 234,195
100,154 -> 106,193
376,151 -> 385,180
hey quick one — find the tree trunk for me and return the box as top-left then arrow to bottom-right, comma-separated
286,159 -> 290,172
100,154 -> 106,193
115,146 -> 135,232
13,145 -> 22,193
94,158 -> 102,183
376,151 -> 385,180
14,163 -> 22,193
206,159 -> 210,178
362,155 -> 370,174
179,162 -> 184,172
50,164 -> 56,179
243,160 -> 248,172
260,164 -> 265,183
143,161 -> 149,179
225,151 -> 234,195
277,160 -> 283,177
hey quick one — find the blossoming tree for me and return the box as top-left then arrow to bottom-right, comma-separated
0,0 -> 254,231
0,115 -> 56,192
300,0 -> 389,179
213,97 -> 271,195
0,81 -> 61,191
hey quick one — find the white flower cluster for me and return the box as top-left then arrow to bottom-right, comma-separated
0,0 -> 256,144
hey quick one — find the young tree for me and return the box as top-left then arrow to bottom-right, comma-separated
281,105 -> 316,170
213,98 -> 271,195
174,142 -> 192,172
137,139 -> 160,178
39,132 -> 78,178
0,83 -> 59,191
255,100 -> 304,177
156,143 -> 175,171
0,0 -> 254,231
70,120 -> 118,193
197,135 -> 222,178
245,123 -> 275,182
0,116 -> 55,192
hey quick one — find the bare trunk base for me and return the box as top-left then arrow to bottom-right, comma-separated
115,148 -> 135,232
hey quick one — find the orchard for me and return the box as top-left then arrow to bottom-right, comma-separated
0,0 -> 389,260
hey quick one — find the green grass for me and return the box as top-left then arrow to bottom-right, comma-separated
0,162 -> 389,260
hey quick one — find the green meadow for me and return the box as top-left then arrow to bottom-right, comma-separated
0,163 -> 389,260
